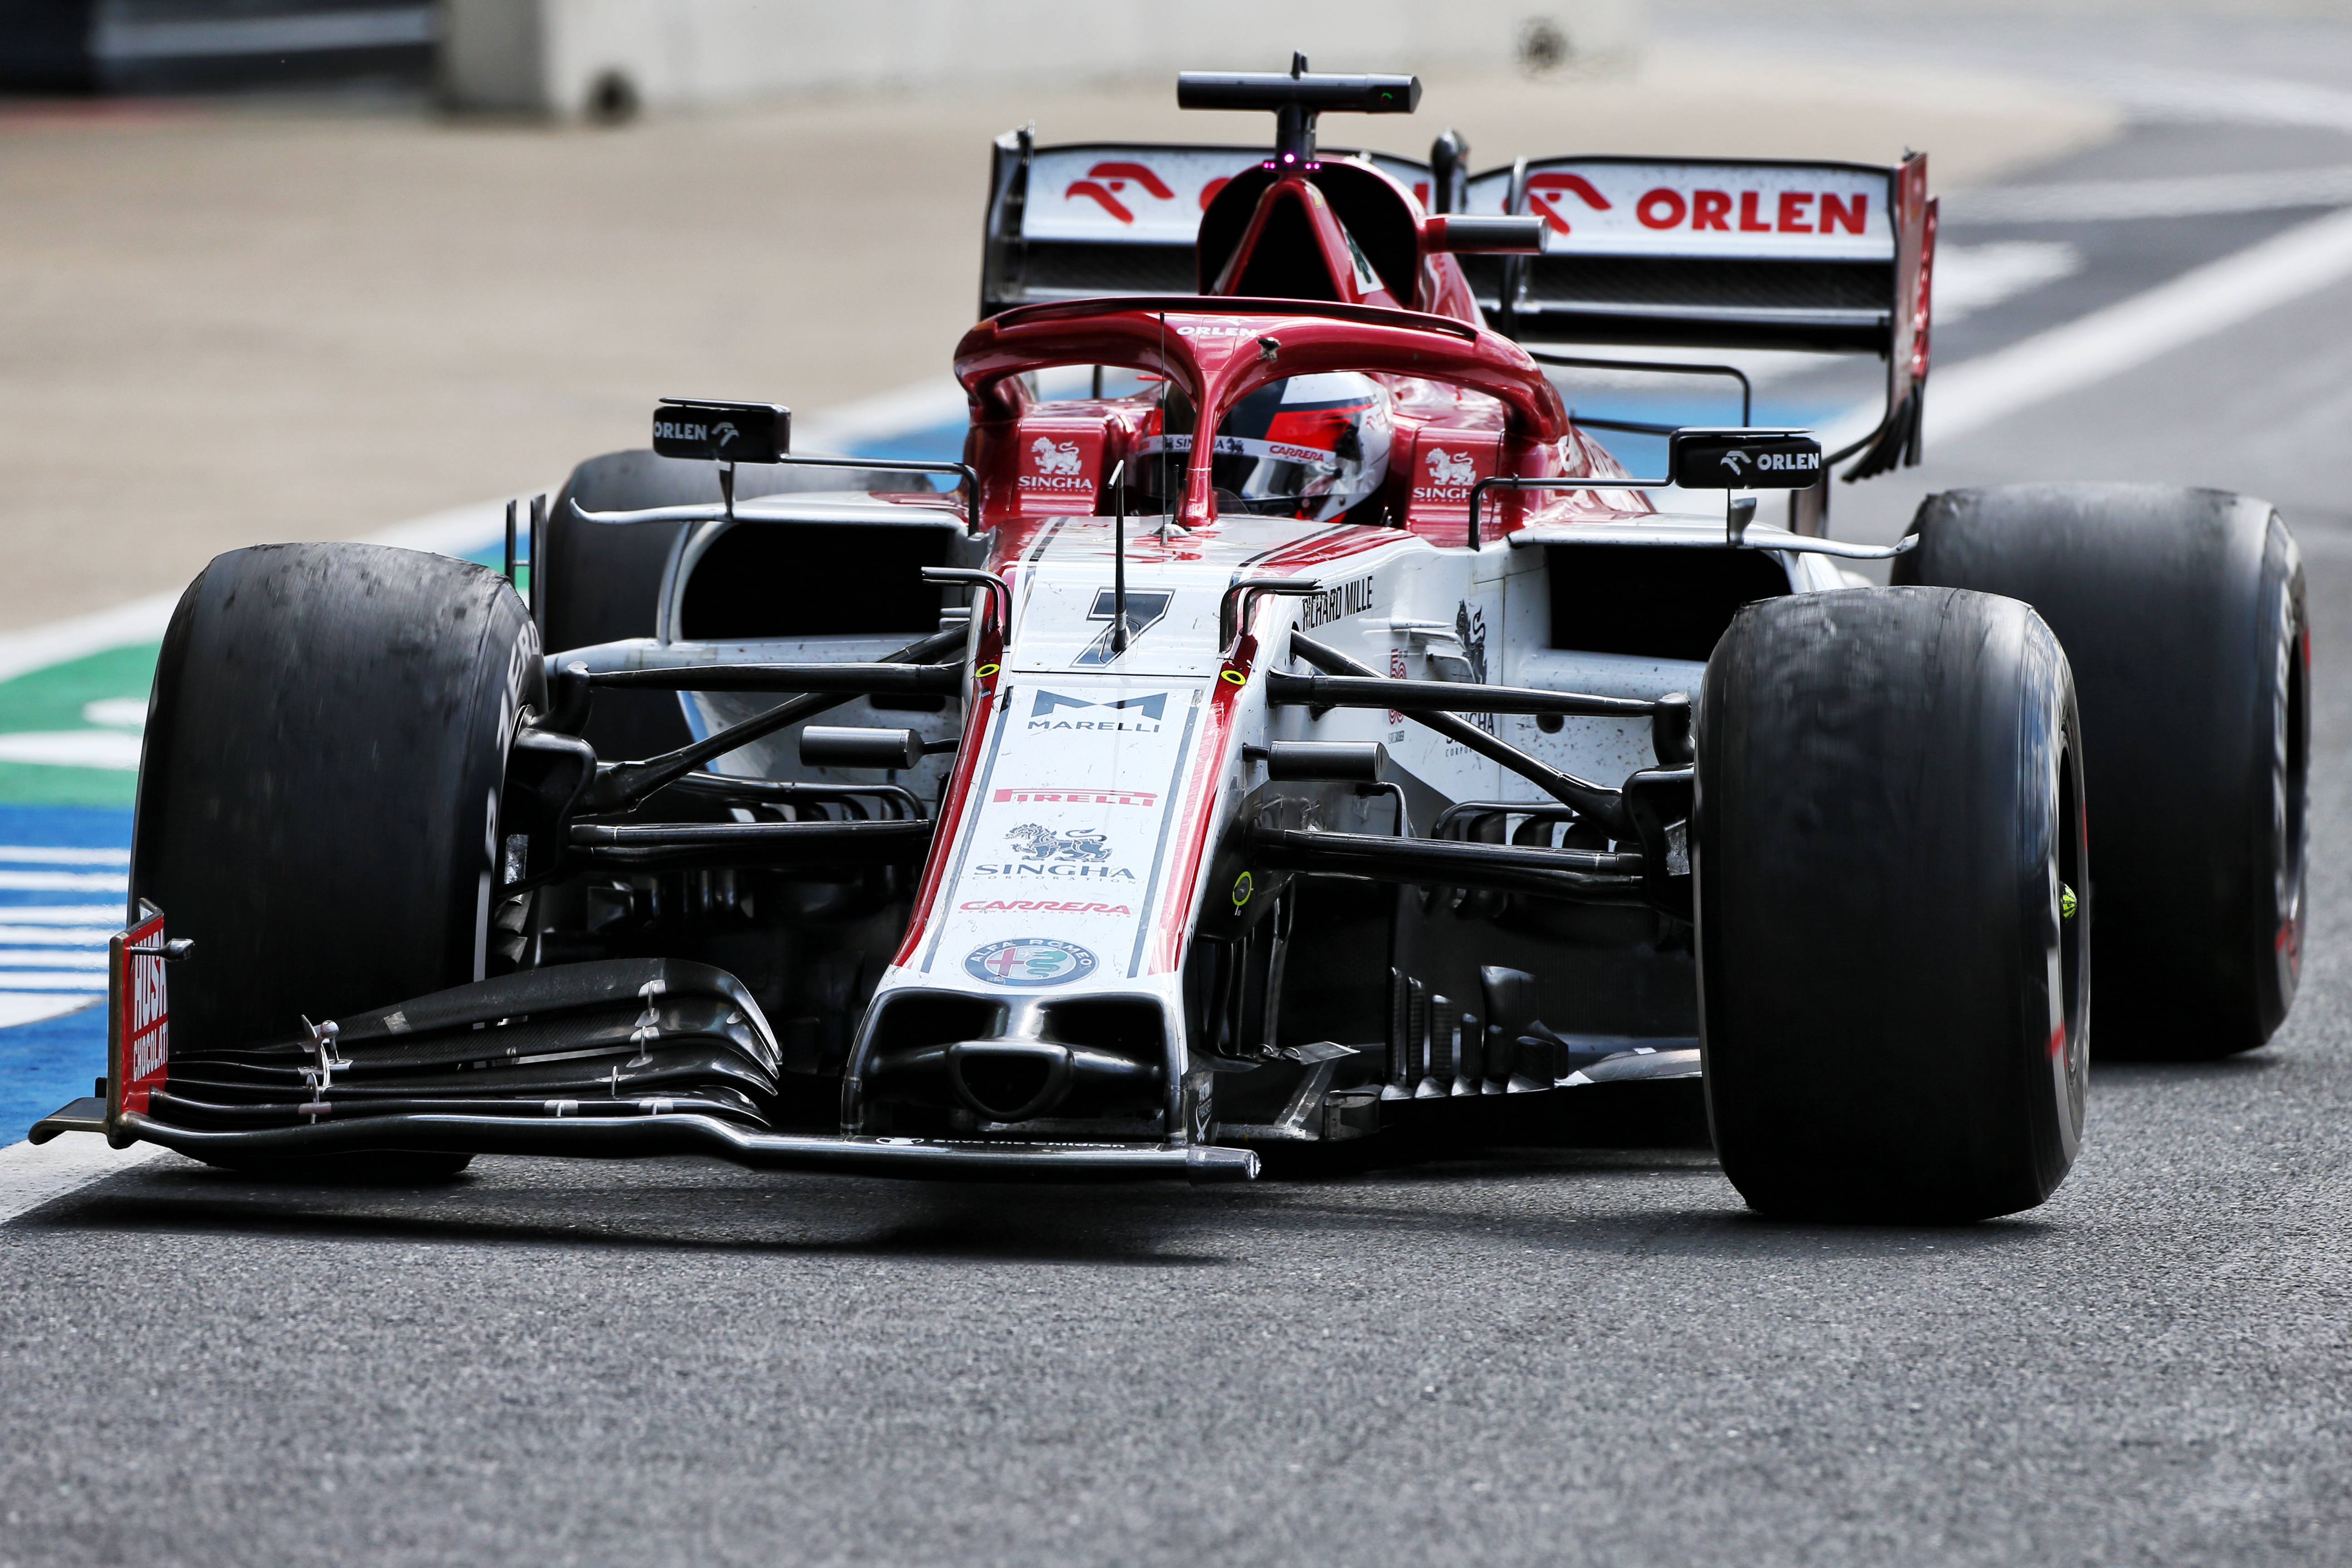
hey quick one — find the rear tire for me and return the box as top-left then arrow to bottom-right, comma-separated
1697,587 -> 2087,1222
1895,484 -> 2307,1058
132,543 -> 543,1053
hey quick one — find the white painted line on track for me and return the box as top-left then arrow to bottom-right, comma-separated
2082,64 -> 2352,136
794,377 -> 971,452
0,495 -> 530,685
0,846 -> 129,865
1928,206 -> 2352,446
0,1134 -> 169,1225
0,731 -> 143,769
0,869 -> 127,892
1818,205 -> 2352,456
0,994 -> 98,1029
1947,166 -> 2352,225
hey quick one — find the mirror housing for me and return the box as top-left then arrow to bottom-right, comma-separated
1668,428 -> 1823,490
652,399 -> 791,464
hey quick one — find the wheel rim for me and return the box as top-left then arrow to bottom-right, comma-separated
2048,736 -> 2089,1162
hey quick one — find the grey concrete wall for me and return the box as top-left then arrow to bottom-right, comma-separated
441,0 -> 1644,119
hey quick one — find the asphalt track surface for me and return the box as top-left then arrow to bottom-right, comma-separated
12,37 -> 2352,1568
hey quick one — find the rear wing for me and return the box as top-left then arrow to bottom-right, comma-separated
979,132 -> 1431,317
1460,154 -> 1935,475
977,138 -> 1934,478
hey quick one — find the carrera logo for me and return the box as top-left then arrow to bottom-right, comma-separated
1028,690 -> 1169,731
1267,441 -> 1328,465
1634,186 -> 1868,235
991,787 -> 1159,807
959,900 -> 1134,915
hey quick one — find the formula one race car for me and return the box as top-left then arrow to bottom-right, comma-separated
36,64 -> 2308,1221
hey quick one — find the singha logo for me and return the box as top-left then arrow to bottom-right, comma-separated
1031,437 -> 1083,476
1007,823 -> 1114,863
1426,449 -> 1477,486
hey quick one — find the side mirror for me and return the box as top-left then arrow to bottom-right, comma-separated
652,398 -> 791,464
1667,428 -> 1823,490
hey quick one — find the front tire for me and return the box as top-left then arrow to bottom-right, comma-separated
1697,587 -> 2087,1222
132,542 -> 543,1053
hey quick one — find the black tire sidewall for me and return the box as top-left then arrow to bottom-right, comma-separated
1897,484 -> 2306,1057
132,544 -> 542,1049
1697,587 -> 2086,1220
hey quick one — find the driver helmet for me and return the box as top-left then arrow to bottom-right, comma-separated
1137,372 -> 1393,522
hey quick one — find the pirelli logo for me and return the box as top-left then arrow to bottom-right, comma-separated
992,788 -> 1159,807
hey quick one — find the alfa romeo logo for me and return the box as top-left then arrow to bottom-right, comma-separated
965,938 -> 1099,988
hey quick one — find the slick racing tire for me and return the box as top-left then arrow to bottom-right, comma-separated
133,544 -> 543,1162
1697,588 -> 2087,1223
1894,485 -> 2308,1059
541,449 -> 929,765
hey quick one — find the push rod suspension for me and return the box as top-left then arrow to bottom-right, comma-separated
580,626 -> 966,813
1266,671 -> 1658,720
1287,632 -> 1629,834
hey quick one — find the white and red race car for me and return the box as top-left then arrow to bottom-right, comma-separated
36,65 -> 2306,1221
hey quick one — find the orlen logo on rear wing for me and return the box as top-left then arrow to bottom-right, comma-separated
1459,153 -> 1933,475
1464,158 -> 1893,260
